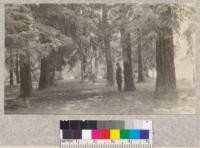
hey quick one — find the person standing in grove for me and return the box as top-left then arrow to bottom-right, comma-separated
116,63 -> 122,91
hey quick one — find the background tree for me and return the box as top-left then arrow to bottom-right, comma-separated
112,4 -> 137,91
102,5 -> 114,85
137,28 -> 144,82
5,5 -> 34,97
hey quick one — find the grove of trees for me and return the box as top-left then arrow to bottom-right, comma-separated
5,3 -> 195,99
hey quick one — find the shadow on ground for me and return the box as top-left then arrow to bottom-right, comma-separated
4,79 -> 195,114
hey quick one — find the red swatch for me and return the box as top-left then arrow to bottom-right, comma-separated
101,129 -> 110,139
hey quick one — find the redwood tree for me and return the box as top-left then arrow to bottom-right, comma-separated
9,48 -> 14,86
102,5 -> 114,86
19,54 -> 32,97
155,6 -> 176,94
5,5 -> 33,97
137,28 -> 144,83
15,54 -> 20,83
120,25 -> 136,91
38,55 -> 56,90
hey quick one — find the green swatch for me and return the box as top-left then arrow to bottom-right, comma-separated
120,129 -> 130,139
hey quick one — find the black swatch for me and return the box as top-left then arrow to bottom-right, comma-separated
72,130 -> 82,139
81,120 -> 88,129
63,129 -> 73,139
60,120 -> 69,129
70,120 -> 82,129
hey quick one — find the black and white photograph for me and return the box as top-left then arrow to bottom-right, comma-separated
4,3 -> 196,114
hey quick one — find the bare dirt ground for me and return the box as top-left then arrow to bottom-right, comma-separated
4,79 -> 195,114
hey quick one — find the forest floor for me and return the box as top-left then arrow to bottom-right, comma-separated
4,78 -> 195,114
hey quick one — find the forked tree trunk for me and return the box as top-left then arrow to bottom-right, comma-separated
19,54 -> 32,97
155,27 -> 176,94
120,26 -> 136,91
102,5 -> 114,86
137,29 -> 144,83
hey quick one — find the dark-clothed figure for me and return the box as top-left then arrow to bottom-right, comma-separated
116,63 -> 122,91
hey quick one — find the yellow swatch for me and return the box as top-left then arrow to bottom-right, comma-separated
110,129 -> 120,139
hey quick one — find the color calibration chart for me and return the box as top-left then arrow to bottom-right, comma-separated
60,120 -> 152,148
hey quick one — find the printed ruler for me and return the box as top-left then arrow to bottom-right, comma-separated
60,120 -> 152,148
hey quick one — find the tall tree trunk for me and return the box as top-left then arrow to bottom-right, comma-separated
38,53 -> 56,90
9,69 -> 14,87
19,54 -> 32,97
15,54 -> 20,83
94,48 -> 99,78
137,29 -> 144,82
9,48 -> 14,87
38,57 -> 48,90
81,58 -> 86,81
155,26 -> 176,94
120,26 -> 136,91
102,5 -> 114,85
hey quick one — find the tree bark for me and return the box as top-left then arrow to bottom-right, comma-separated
38,57 -> 48,90
102,5 -> 114,86
155,26 -> 176,94
120,26 -> 136,91
15,54 -> 20,83
79,39 -> 87,81
38,52 -> 56,90
19,54 -> 32,97
9,69 -> 14,87
81,58 -> 86,81
9,48 -> 14,87
137,29 -> 144,83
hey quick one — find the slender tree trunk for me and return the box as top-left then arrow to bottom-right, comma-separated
102,5 -> 114,85
49,65 -> 55,86
120,26 -> 136,91
19,54 -> 32,97
9,69 -> 14,87
78,39 -> 87,81
15,54 -> 20,83
9,48 -> 14,87
155,27 -> 176,94
137,29 -> 144,82
94,50 -> 99,78
81,58 -> 86,81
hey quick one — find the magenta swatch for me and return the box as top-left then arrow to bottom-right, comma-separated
92,130 -> 101,139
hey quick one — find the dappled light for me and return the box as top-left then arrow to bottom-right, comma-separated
4,3 -> 196,114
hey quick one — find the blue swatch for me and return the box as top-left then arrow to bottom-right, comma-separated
129,129 -> 140,139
